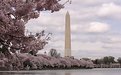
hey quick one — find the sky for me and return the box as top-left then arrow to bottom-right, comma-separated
26,0 -> 121,59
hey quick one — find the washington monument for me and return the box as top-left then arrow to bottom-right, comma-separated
65,11 -> 71,57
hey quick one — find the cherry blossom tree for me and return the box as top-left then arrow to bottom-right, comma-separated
0,0 -> 64,57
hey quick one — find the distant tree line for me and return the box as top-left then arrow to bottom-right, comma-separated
81,56 -> 121,68
92,56 -> 121,66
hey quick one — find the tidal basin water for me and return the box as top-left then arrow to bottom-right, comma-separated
0,68 -> 121,75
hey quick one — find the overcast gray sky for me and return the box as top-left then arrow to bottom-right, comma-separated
26,0 -> 121,59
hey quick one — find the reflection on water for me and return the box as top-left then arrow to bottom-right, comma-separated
0,71 -> 71,75
65,72 -> 71,75
0,68 -> 121,75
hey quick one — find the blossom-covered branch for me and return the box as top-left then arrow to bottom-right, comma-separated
0,0 -> 64,56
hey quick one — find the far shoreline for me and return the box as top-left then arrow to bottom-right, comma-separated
1,68 -> 121,72
0,67 -> 93,71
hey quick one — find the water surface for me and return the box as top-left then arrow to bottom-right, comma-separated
0,68 -> 121,75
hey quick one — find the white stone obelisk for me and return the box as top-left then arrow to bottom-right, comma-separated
65,11 -> 71,57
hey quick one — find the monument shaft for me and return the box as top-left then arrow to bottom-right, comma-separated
65,11 -> 71,57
